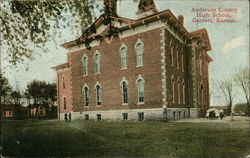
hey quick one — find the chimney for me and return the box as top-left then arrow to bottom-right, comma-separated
178,15 -> 184,25
104,0 -> 118,17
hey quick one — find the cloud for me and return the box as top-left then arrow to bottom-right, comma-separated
222,36 -> 245,54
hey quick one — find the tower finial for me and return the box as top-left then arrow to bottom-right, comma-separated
137,0 -> 158,18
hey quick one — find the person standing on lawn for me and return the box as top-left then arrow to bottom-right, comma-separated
219,109 -> 224,120
64,113 -> 68,122
69,113 -> 71,122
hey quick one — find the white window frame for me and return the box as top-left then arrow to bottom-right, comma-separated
136,75 -> 145,104
94,81 -> 102,105
93,51 -> 101,73
120,77 -> 129,104
82,55 -> 88,76
119,44 -> 128,69
177,77 -> 181,104
170,42 -> 174,66
171,75 -> 175,103
83,83 -> 89,106
177,50 -> 179,69
199,54 -> 202,75
135,39 -> 144,67
182,80 -> 186,104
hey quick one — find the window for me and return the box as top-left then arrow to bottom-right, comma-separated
181,53 -> 184,71
138,112 -> 144,121
170,43 -> 174,66
135,40 -> 144,66
201,84 -> 204,107
85,114 -> 89,120
97,114 -> 101,120
83,86 -> 89,106
96,84 -> 102,105
122,81 -> 128,104
122,113 -> 128,120
62,76 -> 65,89
63,97 -> 66,110
177,78 -> 181,104
120,46 -> 128,69
177,51 -> 179,69
137,77 -> 145,103
182,80 -> 186,104
171,75 -> 175,103
199,54 -> 202,75
82,56 -> 88,76
94,53 -> 100,73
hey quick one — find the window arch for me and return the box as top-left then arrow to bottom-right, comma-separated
94,51 -> 101,73
82,55 -> 88,76
63,97 -> 66,110
120,44 -> 128,69
135,39 -> 144,66
83,83 -> 89,106
95,82 -> 102,105
136,75 -> 145,103
177,78 -> 181,104
171,75 -> 175,103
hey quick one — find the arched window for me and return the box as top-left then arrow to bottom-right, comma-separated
177,51 -> 179,69
95,83 -> 102,105
199,54 -> 202,75
83,84 -> 89,106
135,39 -> 144,66
122,81 -> 128,104
62,76 -> 65,89
181,53 -> 184,71
182,80 -> 186,104
201,84 -> 204,107
120,45 -> 128,69
170,42 -> 174,66
177,78 -> 181,103
63,97 -> 66,110
82,56 -> 88,76
137,79 -> 144,103
171,75 -> 175,103
136,75 -> 145,103
197,85 -> 200,104
94,52 -> 101,73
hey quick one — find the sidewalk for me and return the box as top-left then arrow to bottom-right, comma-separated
175,116 -> 250,128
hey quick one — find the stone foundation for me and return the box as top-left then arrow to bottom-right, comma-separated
60,107 -> 198,121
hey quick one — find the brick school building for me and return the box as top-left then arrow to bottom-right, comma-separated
53,0 -> 212,121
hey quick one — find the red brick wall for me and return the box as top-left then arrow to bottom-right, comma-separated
69,28 -> 163,112
57,69 -> 73,113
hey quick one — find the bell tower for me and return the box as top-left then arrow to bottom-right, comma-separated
137,0 -> 158,18
104,0 -> 118,17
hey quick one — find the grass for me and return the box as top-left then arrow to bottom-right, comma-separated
1,119 -> 250,157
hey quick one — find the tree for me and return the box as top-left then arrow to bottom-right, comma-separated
25,80 -> 57,118
1,0 -> 94,65
0,73 -> 12,104
11,90 -> 22,105
235,67 -> 250,116
214,79 -> 234,115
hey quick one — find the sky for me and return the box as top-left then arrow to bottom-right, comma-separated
2,0 -> 249,105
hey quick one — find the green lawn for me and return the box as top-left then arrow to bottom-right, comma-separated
1,119 -> 250,157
